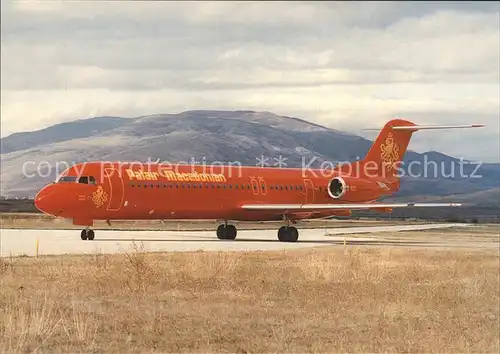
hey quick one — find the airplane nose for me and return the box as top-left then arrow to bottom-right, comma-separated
34,184 -> 57,215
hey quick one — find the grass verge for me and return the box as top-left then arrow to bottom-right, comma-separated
1,245 -> 499,353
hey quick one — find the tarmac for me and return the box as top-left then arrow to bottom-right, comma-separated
1,223 -> 492,257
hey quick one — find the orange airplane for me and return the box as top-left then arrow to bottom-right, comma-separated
34,118 -> 483,241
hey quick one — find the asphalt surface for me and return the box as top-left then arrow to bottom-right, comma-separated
1,223 -> 492,257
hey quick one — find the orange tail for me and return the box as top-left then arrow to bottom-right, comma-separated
361,118 -> 417,181
337,118 -> 484,182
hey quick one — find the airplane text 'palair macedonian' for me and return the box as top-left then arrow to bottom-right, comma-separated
34,118 -> 484,242
126,169 -> 227,183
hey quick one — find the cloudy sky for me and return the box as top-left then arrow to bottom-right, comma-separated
1,1 -> 499,162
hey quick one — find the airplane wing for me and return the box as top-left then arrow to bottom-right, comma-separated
241,202 -> 462,211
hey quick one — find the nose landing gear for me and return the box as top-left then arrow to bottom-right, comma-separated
80,228 -> 95,241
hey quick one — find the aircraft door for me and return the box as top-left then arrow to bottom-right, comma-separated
258,177 -> 267,196
303,178 -> 315,204
250,177 -> 260,196
104,167 -> 124,211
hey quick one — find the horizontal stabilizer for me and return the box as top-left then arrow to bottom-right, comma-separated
392,124 -> 485,131
241,203 -> 462,211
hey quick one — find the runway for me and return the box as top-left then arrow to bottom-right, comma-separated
0,223 -> 486,257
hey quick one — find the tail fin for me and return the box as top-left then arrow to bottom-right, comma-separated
362,118 -> 416,180
359,118 -> 485,181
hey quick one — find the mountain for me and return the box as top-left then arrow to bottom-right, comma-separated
1,110 -> 499,203
1,116 -> 129,154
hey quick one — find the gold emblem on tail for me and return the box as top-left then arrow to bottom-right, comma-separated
380,132 -> 400,171
92,185 -> 108,208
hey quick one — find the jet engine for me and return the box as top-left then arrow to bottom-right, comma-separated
327,177 -> 347,199
327,176 -> 391,202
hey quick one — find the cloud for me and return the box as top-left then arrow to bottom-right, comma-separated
1,1 -> 499,162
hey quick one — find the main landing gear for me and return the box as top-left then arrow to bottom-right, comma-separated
277,226 -> 299,242
216,223 -> 237,240
215,222 -> 300,242
80,228 -> 95,241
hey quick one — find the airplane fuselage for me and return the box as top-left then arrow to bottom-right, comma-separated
35,162 -> 397,226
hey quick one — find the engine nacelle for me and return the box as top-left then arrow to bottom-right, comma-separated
327,177 -> 347,199
327,176 -> 390,202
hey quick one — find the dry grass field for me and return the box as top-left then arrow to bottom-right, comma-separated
1,243 -> 499,353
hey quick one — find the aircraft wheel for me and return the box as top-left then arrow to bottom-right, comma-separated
226,225 -> 237,240
278,226 -> 299,242
216,224 -> 237,240
81,229 -> 95,241
216,224 -> 225,239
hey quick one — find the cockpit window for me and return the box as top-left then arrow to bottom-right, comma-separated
57,175 -> 96,184
77,176 -> 96,185
57,176 -> 78,183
